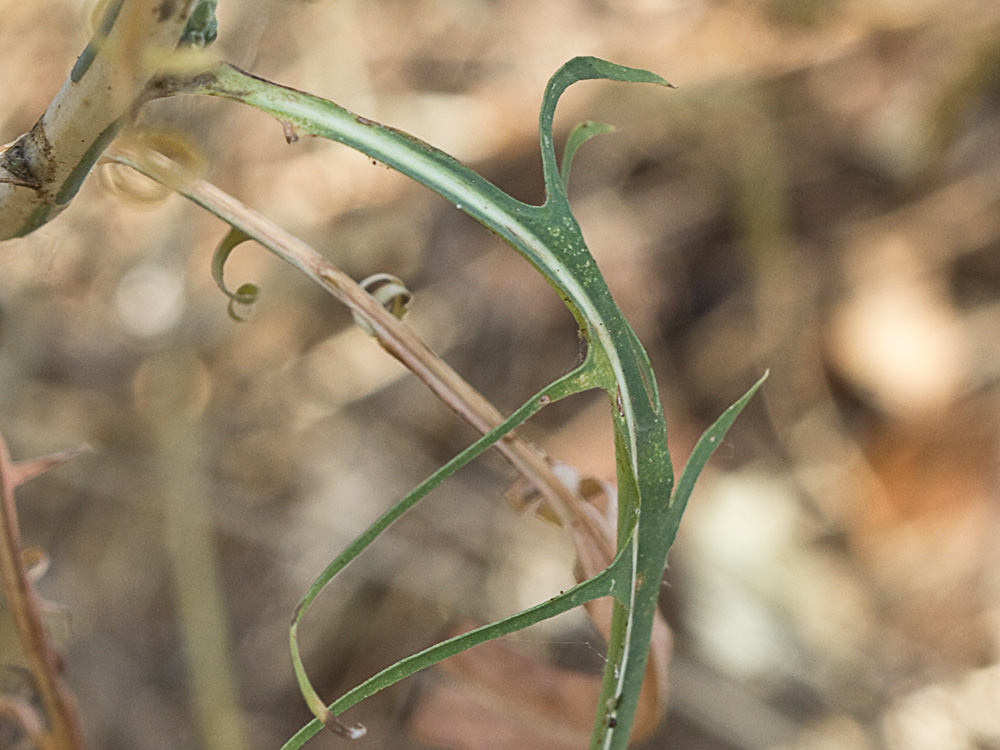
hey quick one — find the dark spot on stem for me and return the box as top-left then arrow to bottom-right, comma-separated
322,713 -> 367,739
1,138 -> 41,189
281,122 -> 300,144
154,0 -> 176,22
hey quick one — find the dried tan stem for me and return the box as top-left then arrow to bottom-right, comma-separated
0,432 -> 87,750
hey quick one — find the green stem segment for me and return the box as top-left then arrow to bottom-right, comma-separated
146,58 -> 764,749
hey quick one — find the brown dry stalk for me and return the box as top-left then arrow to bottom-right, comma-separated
0,432 -> 88,750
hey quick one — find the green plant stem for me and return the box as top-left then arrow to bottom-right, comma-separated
117,56 -> 765,749
129,58 -> 764,749
105,147 -> 631,736
0,5 -> 767,746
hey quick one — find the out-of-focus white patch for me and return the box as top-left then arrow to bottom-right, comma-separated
681,472 -> 802,679
114,263 -> 185,338
883,663 -> 1000,750
829,234 -> 965,417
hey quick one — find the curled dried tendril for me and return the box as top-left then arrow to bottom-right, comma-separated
351,272 -> 412,337
99,128 -> 207,205
211,228 -> 260,321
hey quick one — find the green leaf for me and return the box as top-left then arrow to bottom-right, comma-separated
561,121 -> 617,189
670,371 -> 769,535
142,55 -> 760,750
538,56 -> 673,204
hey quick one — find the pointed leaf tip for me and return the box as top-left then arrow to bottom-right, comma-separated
10,445 -> 91,488
669,370 -> 768,534
560,56 -> 673,89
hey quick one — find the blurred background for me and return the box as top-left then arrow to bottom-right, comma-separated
3,0 -> 1000,748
